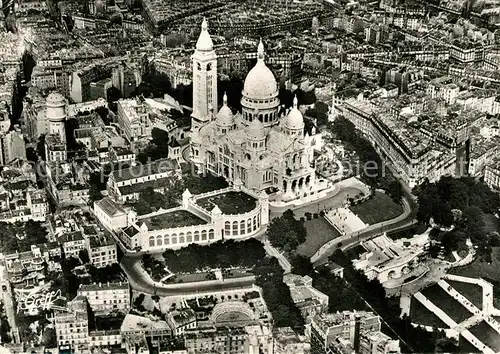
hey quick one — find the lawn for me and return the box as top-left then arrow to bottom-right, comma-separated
196,191 -> 257,214
296,217 -> 341,257
173,272 -> 215,283
469,321 -> 500,352
349,192 -> 403,225
410,296 -> 449,328
420,284 -> 473,324
450,247 -> 500,280
142,210 -> 207,230
459,335 -> 481,353
387,222 -> 428,241
224,268 -> 252,279
446,280 -> 483,310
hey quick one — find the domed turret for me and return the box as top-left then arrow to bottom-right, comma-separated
284,96 -> 304,135
216,93 -> 234,132
241,39 -> 279,127
46,92 -> 66,122
46,91 -> 67,142
196,18 -> 214,52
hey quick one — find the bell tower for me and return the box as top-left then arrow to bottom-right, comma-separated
191,18 -> 218,131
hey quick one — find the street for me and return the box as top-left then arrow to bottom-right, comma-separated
120,255 -> 255,296
0,266 -> 19,343
312,196 -> 418,266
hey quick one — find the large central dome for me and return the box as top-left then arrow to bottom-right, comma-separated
242,40 -> 278,100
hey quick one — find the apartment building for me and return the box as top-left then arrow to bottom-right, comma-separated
77,282 -> 130,314
116,98 -> 153,142
310,311 -> 400,354
106,158 -> 181,203
55,296 -> 90,354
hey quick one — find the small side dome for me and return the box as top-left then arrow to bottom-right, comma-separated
285,96 -> 304,130
246,117 -> 265,140
216,93 -> 234,127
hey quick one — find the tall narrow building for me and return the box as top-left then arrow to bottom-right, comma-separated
191,18 -> 218,131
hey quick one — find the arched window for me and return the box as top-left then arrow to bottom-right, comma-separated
258,114 -> 263,122
194,231 -> 200,241
186,232 -> 193,243
201,230 -> 207,241
240,220 -> 246,235
264,113 -> 268,122
225,221 -> 231,235
232,221 -> 238,235
253,216 -> 257,230
247,218 -> 252,233
149,236 -> 155,247
209,229 -> 215,239
164,235 -> 170,245
171,236 -> 177,244
179,233 -> 185,243
156,235 -> 162,246
197,62 -> 201,71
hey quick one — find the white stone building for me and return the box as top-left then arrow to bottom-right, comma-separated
77,282 -> 130,314
189,21 -> 321,199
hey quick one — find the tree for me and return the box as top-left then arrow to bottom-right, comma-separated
37,134 -> 46,161
267,210 -> 306,251
290,254 -> 314,276
78,250 -> 90,264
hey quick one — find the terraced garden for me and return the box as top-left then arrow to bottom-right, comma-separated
469,321 -> 500,352
420,284 -> 473,324
446,280 -> 483,310
410,296 -> 449,328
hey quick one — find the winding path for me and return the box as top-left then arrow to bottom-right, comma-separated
312,197 -> 416,266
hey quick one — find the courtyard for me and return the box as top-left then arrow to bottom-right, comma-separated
350,192 -> 403,225
296,217 -> 341,257
196,191 -> 257,215
141,210 -> 207,231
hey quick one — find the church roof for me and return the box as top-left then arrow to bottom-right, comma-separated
246,118 -> 266,140
216,93 -> 234,127
195,18 -> 213,52
242,39 -> 278,101
285,96 -> 304,130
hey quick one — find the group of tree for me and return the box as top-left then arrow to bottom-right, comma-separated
305,101 -> 329,128
0,221 -> 48,254
155,237 -> 305,331
330,116 -> 403,203
137,128 -> 170,164
0,302 -> 11,343
415,176 -> 500,260
141,254 -> 166,281
253,256 -> 305,333
50,257 -> 124,300
161,239 -> 266,273
267,210 -> 307,252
